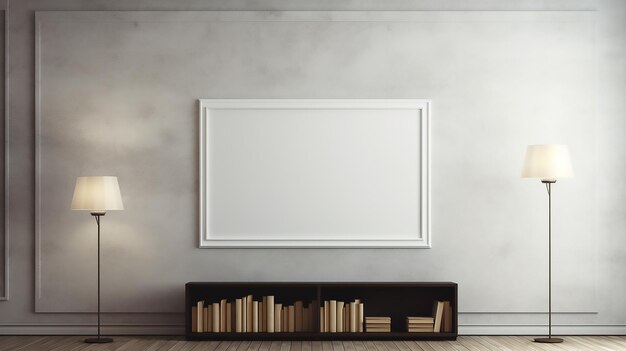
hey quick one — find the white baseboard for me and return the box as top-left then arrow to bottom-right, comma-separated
459,324 -> 626,335
0,324 -> 624,336
0,325 -> 184,335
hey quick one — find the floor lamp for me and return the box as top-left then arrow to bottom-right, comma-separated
71,176 -> 124,344
522,144 -> 573,344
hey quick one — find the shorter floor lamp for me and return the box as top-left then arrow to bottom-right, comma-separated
71,176 -> 124,344
522,144 -> 573,344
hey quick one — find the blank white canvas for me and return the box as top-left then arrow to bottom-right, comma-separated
200,100 -> 430,247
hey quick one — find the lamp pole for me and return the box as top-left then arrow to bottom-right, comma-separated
84,212 -> 113,344
534,180 -> 563,344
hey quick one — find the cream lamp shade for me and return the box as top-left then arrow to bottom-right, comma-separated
71,176 -> 124,212
522,144 -> 573,181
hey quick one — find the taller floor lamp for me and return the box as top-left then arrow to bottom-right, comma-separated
522,144 -> 573,344
71,176 -> 124,344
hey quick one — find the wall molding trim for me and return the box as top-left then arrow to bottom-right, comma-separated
0,6 -> 9,302
0,324 -> 623,336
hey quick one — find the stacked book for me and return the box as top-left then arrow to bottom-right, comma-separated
365,316 -> 391,332
406,316 -> 434,333
319,299 -> 365,333
191,296 -> 319,333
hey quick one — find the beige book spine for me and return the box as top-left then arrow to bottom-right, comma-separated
267,296 -> 275,333
324,301 -> 330,332
282,307 -> 288,332
204,307 -> 209,333
274,303 -> 282,332
212,303 -> 220,333
235,299 -> 243,332
232,302 -> 237,332
288,305 -> 295,332
246,295 -> 253,332
294,301 -> 303,332
329,300 -> 337,333
303,307 -> 309,332
252,301 -> 259,332
357,303 -> 364,332
226,302 -> 232,333
349,302 -> 356,332
220,299 -> 227,332
191,306 -> 198,333
242,297 -> 247,332
337,301 -> 344,333
261,298 -> 267,332
320,306 -> 325,332
196,301 -> 204,333
343,305 -> 348,332
259,301 -> 265,332
206,304 -> 212,332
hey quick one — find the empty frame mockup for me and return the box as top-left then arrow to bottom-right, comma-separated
199,99 -> 430,247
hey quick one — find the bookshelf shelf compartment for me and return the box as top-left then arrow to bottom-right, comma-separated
185,282 -> 457,341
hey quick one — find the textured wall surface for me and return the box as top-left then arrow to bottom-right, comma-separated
1,0 -> 625,336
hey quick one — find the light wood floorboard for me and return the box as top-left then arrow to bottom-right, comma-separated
0,336 -> 624,351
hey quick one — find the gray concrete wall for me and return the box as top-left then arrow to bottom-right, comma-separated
0,0 -> 624,335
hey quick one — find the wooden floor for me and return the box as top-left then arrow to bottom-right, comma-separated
0,336 -> 625,351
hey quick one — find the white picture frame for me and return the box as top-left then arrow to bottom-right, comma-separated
199,99 -> 431,248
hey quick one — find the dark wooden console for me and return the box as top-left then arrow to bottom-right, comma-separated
185,282 -> 457,341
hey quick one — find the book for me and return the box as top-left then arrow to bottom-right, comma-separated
204,306 -> 209,333
261,297 -> 267,333
336,301 -> 344,332
267,296 -> 275,333
303,307 -> 309,332
226,302 -> 233,333
191,306 -> 198,332
433,301 -> 445,333
349,302 -> 356,332
235,299 -> 243,332
260,301 -> 265,332
407,316 -> 434,324
358,303 -> 364,332
220,299 -> 227,332
196,301 -> 204,333
252,301 -> 259,332
443,301 -> 452,333
319,306 -> 325,332
325,301 -> 331,332
275,303 -> 282,332
246,295 -> 253,332
232,302 -> 237,332
329,300 -> 337,333
295,301 -> 303,332
209,305 -> 215,332
212,302 -> 220,333
288,305 -> 295,332
242,296 -> 247,332
366,316 -> 391,322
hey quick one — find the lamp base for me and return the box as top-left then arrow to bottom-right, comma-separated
534,337 -> 563,343
84,337 -> 113,344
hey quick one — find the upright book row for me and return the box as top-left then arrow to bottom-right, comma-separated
192,295 -> 322,333
319,299 -> 364,333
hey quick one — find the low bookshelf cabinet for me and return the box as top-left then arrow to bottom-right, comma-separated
185,282 -> 457,341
